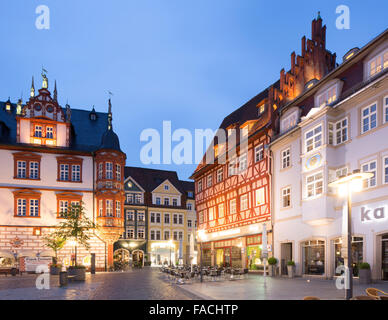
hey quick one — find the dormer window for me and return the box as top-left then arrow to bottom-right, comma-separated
281,111 -> 298,134
46,127 -> 53,139
34,125 -> 42,138
258,103 -> 265,115
367,48 -> 388,79
317,85 -> 337,107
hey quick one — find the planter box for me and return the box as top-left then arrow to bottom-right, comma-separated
268,265 -> 276,277
287,265 -> 295,278
50,266 -> 61,275
68,268 -> 86,281
359,269 -> 371,284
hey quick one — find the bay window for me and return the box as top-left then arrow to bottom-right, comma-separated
306,172 -> 323,198
305,125 -> 322,153
328,118 -> 348,145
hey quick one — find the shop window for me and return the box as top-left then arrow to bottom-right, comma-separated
334,236 -> 363,277
302,240 -> 325,275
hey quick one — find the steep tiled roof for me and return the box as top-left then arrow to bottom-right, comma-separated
0,101 -> 111,152
124,166 -> 187,194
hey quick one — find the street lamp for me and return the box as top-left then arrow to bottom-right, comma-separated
197,229 -> 207,283
328,169 -> 373,300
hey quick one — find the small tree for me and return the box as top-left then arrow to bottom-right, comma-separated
56,202 -> 97,266
43,232 -> 66,265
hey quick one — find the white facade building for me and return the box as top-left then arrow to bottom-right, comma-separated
272,30 -> 388,280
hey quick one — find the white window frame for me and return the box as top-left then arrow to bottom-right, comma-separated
71,164 -> 81,182
17,199 -> 27,216
228,160 -> 236,176
207,174 -> 212,187
46,126 -> 53,139
230,199 -> 236,214
164,213 -> 170,224
115,201 -> 121,218
218,203 -> 224,218
384,96 -> 388,124
106,162 -> 113,179
198,180 -> 202,192
305,124 -> 322,153
281,148 -> 290,169
29,199 -> 39,217
255,145 -> 264,163
306,172 -> 323,199
240,194 -> 248,211
137,211 -> 145,222
127,210 -> 134,221
317,85 -> 337,107
361,103 -> 377,134
138,227 -> 145,239
217,168 -> 223,183
106,200 -> 113,217
17,160 -> 26,178
60,164 -> 69,181
367,48 -> 388,78
329,118 -> 348,145
239,153 -> 247,172
127,228 -> 135,239
361,160 -> 377,189
115,164 -> 121,181
384,156 -> 388,185
281,187 -> 291,208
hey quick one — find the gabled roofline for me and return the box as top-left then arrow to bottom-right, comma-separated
151,178 -> 182,195
124,175 -> 146,193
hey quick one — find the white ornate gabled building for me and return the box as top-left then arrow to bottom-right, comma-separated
0,73 -> 125,271
271,28 -> 388,280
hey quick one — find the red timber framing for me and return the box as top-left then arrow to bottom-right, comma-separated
194,128 -> 272,234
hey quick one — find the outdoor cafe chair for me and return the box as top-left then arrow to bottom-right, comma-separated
365,288 -> 388,299
350,296 -> 377,300
303,296 -> 320,300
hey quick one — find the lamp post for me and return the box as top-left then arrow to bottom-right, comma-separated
168,239 -> 173,267
328,169 -> 373,300
197,230 -> 206,283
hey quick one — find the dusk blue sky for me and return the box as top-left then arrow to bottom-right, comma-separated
1,1 -> 387,181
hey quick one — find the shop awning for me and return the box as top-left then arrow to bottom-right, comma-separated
38,250 -> 55,257
0,251 -> 15,259
17,250 -> 36,258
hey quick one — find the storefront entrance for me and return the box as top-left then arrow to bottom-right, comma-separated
281,243 -> 293,275
382,234 -> 388,280
132,250 -> 144,267
216,248 -> 232,267
302,240 -> 325,276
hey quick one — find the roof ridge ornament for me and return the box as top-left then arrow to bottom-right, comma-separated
30,76 -> 35,97
41,67 -> 48,89
108,98 -> 113,130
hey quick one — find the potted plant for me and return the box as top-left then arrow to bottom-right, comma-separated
267,257 -> 278,277
43,232 -> 66,275
287,260 -> 295,278
56,202 -> 97,280
358,262 -> 371,284
67,265 -> 86,281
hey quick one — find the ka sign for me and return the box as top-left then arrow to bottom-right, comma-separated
360,206 -> 386,223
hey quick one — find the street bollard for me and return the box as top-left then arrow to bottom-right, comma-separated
59,271 -> 68,287
91,253 -> 96,274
